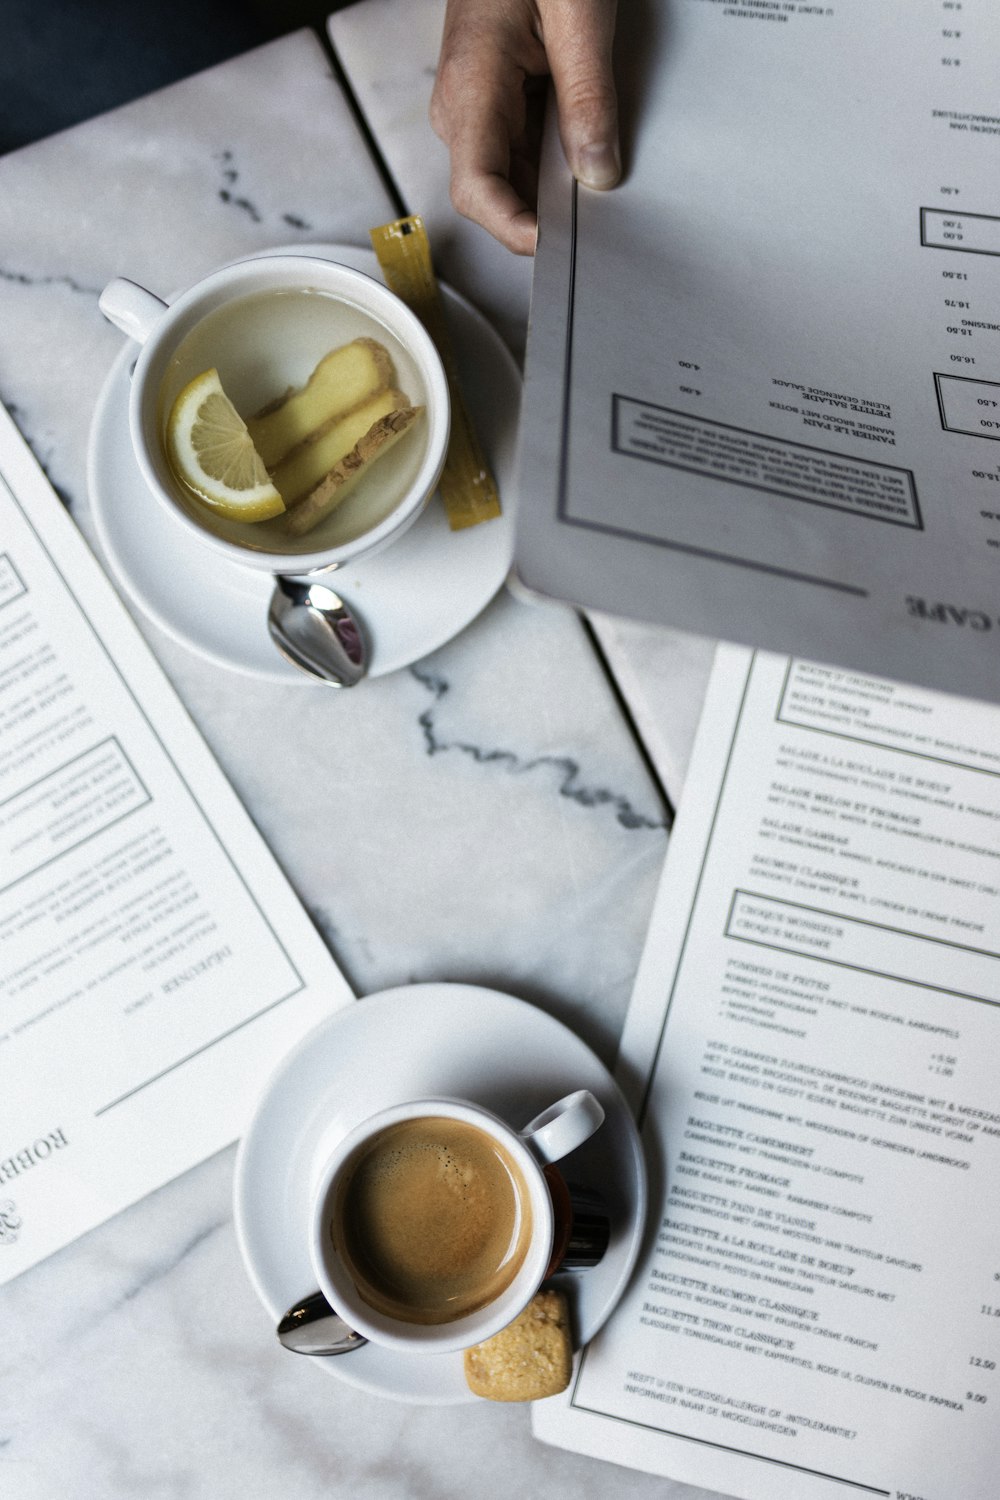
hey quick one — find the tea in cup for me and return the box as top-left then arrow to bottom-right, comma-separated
99,254 -> 450,575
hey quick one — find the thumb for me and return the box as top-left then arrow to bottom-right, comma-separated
542,0 -> 620,189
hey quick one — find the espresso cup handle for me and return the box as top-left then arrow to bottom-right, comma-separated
98,278 -> 169,345
519,1089 -> 604,1166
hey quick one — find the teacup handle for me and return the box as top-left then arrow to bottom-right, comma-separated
519,1089 -> 604,1166
98,278 -> 169,345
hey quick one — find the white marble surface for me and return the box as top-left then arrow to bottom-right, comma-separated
0,24 -> 716,1500
329,0 -> 718,808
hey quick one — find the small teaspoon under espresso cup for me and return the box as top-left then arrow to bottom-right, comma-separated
277,1184 -> 611,1356
276,1290 -> 368,1356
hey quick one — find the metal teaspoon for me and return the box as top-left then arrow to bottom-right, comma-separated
267,575 -> 368,687
276,1289 -> 368,1356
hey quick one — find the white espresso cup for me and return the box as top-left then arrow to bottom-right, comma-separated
98,254 -> 450,574
310,1090 -> 605,1355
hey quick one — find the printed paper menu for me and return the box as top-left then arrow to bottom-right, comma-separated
0,402 -> 353,1283
535,645 -> 1000,1500
517,0 -> 1000,702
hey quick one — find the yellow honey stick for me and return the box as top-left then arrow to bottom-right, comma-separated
370,215 -> 502,530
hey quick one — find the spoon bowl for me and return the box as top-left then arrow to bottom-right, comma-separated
277,1289 -> 368,1356
268,575 -> 368,686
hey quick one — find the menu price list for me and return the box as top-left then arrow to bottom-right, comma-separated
535,648 -> 1000,1500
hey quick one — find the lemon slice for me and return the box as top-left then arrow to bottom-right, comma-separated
166,368 -> 285,521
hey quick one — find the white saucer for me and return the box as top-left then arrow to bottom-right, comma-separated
232,983 -> 647,1405
87,245 -> 520,681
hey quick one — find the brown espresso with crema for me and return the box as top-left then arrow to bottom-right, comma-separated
332,1117 -> 532,1325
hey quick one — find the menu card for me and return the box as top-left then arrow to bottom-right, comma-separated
535,645 -> 1000,1500
0,402 -> 353,1283
517,0 -> 1000,703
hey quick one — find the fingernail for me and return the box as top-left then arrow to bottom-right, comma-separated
576,142 -> 621,190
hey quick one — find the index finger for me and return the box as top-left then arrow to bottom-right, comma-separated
446,101 -> 539,255
430,16 -> 540,254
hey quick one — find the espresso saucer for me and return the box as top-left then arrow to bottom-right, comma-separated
232,983 -> 647,1405
87,245 -> 518,681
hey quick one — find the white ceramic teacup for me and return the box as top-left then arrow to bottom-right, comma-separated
310,1090 -> 605,1356
98,254 -> 450,574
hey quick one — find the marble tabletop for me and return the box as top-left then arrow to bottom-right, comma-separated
2,13 -> 720,1500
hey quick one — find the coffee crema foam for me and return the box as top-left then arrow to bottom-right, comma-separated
333,1117 -> 531,1325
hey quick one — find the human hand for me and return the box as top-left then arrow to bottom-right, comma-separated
430,0 -> 620,256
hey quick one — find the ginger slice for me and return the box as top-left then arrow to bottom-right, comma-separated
272,387 -> 408,505
247,337 -> 394,469
285,405 -> 424,536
